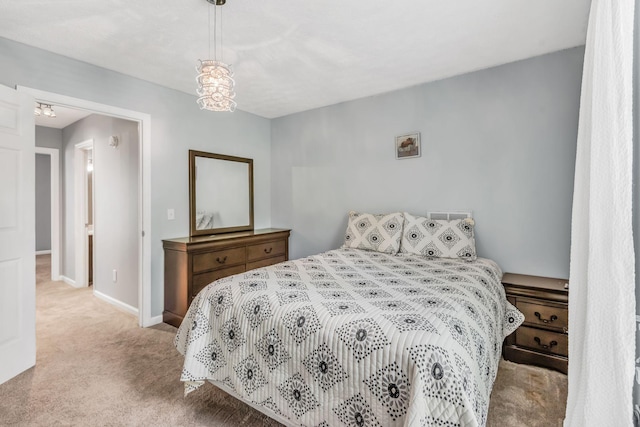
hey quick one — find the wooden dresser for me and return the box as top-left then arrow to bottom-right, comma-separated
502,273 -> 569,374
163,228 -> 290,327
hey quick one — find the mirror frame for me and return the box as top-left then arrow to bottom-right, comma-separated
189,150 -> 254,237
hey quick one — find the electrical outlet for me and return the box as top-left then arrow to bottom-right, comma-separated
167,208 -> 175,220
112,269 -> 117,282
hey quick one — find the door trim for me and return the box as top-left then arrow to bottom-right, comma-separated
17,86 -> 154,328
73,140 -> 93,289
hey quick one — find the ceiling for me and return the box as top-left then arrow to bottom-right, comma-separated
0,0 -> 590,119
34,104 -> 91,129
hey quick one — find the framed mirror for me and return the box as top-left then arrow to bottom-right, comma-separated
189,150 -> 254,236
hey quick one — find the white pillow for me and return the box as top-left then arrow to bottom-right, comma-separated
400,213 -> 477,261
343,211 -> 404,254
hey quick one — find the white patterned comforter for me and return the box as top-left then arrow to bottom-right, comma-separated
175,248 -> 524,427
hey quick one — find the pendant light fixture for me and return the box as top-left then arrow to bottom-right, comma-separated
196,0 -> 236,112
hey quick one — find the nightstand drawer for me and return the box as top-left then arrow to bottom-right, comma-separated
502,273 -> 568,373
193,247 -> 246,273
516,299 -> 568,331
515,325 -> 568,357
247,240 -> 286,262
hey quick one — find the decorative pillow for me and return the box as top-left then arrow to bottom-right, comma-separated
400,213 -> 477,260
343,211 -> 404,254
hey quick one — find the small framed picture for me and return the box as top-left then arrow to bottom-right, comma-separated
395,132 -> 421,159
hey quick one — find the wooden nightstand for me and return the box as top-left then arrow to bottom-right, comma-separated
502,273 -> 568,374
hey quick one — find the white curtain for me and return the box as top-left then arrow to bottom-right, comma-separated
565,0 -> 636,426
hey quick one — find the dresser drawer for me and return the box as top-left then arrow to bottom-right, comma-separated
247,255 -> 287,271
193,247 -> 246,273
516,299 -> 568,332
163,229 -> 290,328
192,264 -> 246,297
247,240 -> 286,262
515,325 -> 568,357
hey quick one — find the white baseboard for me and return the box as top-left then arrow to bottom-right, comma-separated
59,275 -> 80,288
93,290 -> 139,317
36,250 -> 52,255
145,315 -> 163,327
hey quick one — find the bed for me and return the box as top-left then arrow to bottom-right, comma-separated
174,212 -> 524,426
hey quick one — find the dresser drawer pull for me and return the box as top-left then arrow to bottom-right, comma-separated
264,247 -> 273,254
534,312 -> 558,324
216,256 -> 228,264
533,337 -> 558,349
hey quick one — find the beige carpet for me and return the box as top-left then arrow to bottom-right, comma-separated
0,255 -> 567,426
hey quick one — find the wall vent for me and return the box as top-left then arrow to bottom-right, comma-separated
427,211 -> 472,220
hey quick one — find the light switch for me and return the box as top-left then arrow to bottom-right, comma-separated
167,208 -> 175,220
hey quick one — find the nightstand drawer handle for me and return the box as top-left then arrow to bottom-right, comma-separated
216,256 -> 228,264
264,247 -> 273,254
534,337 -> 558,349
534,312 -> 558,323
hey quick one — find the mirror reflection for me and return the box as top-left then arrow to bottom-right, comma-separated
189,150 -> 254,236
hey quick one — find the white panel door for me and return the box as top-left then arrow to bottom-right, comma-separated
0,85 -> 35,385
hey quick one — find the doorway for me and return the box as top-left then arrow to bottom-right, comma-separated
22,86 -> 154,327
34,147 -> 60,281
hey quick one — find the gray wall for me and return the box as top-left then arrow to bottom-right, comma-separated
35,126 -> 63,150
271,47 -> 584,279
35,153 -> 51,252
2,35 -> 584,315
35,126 -> 62,253
0,37 -> 271,317
62,114 -> 139,308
